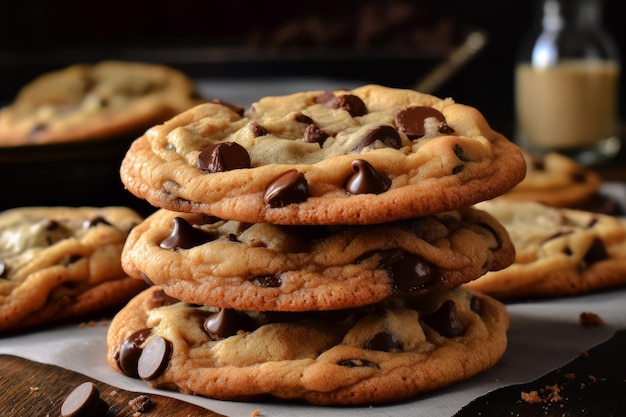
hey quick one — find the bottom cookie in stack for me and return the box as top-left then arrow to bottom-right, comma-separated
107,207 -> 514,405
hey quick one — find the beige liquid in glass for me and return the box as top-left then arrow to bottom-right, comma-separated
515,60 -> 619,149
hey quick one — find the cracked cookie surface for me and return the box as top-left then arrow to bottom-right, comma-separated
0,61 -> 204,146
106,285 -> 509,405
120,84 -> 525,225
0,206 -> 146,331
467,200 -> 626,298
121,206 -> 514,311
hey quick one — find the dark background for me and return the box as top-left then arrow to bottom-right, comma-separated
0,0 -> 624,139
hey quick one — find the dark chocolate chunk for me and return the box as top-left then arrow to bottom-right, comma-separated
302,124 -> 330,145
60,382 -> 108,417
345,159 -> 391,195
453,144 -> 472,162
330,94 -> 367,117
211,98 -> 245,116
354,125 -> 401,151
197,142 -> 251,173
364,332 -> 402,352
203,308 -> 257,340
253,274 -> 282,288
338,358 -> 379,368
294,112 -> 314,124
159,217 -> 216,250
583,238 -> 608,266
249,122 -> 268,137
264,170 -> 309,208
137,336 -> 172,381
423,300 -> 465,338
117,328 -> 152,378
452,165 -> 465,175
82,216 -> 111,229
393,106 -> 452,139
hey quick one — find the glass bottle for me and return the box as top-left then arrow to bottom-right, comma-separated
514,0 -> 620,165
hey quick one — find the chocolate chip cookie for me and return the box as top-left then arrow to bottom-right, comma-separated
121,206 -> 515,311
497,151 -> 601,208
0,206 -> 146,331
466,200 -> 626,299
107,285 -> 509,405
119,84 -> 526,225
0,61 -> 204,146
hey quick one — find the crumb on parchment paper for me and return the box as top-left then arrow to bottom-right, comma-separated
579,311 -> 605,327
521,384 -> 563,404
251,409 -> 261,417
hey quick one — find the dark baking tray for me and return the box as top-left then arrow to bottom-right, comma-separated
0,136 -> 155,217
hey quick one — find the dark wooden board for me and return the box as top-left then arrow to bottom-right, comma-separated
0,354 -> 225,417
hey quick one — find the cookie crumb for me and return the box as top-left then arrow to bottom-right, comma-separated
29,386 -> 40,393
579,311 -> 604,327
563,372 -> 576,380
579,350 -> 590,358
521,384 -> 563,404
251,409 -> 261,417
520,390 -> 542,404
128,394 -> 152,414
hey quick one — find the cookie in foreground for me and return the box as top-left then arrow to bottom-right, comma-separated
120,84 -> 526,225
0,61 -> 204,146
0,206 -> 146,331
121,206 -> 515,311
466,200 -> 626,299
107,285 -> 509,405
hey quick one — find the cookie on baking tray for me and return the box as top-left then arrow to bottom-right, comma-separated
466,200 -> 626,299
121,206 -> 515,312
119,84 -> 526,225
0,61 -> 205,146
496,151 -> 601,208
106,285 -> 509,405
0,206 -> 146,331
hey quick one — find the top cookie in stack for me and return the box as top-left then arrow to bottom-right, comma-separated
120,84 -> 526,225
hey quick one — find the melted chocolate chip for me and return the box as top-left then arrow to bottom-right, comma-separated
330,94 -> 367,117
61,382 -> 108,417
476,222 -> 503,251
453,144 -> 472,162
393,106 -> 452,139
354,125 -> 401,152
338,358 -> 379,368
423,300 -> 465,338
583,238 -> 608,266
203,309 -> 257,340
364,332 -> 402,352
197,142 -> 251,173
253,274 -> 282,287
294,112 -> 314,124
211,98 -> 245,116
303,124 -> 329,145
345,159 -> 391,195
263,170 -> 309,208
82,216 -> 111,229
249,122 -> 268,137
117,328 -> 152,378
159,217 -> 216,250
137,336 -> 172,380
452,165 -> 465,175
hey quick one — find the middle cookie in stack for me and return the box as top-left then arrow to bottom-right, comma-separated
107,84 -> 526,405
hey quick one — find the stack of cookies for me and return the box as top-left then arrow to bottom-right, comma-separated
107,85 -> 527,405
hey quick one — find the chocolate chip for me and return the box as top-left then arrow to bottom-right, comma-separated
249,122 -> 268,137
211,98 -> 245,116
476,222 -> 503,251
330,94 -> 367,117
151,289 -> 180,307
294,112 -> 314,124
423,300 -> 465,338
530,152 -> 546,170
253,274 -> 282,287
117,328 -> 152,378
393,106 -> 451,139
344,159 -> 391,195
353,125 -> 401,152
29,123 -> 47,138
197,142 -> 251,173
452,165 -> 465,175
572,170 -> 587,183
137,336 -> 172,381
583,238 -> 608,266
66,254 -> 82,265
364,332 -> 402,352
44,219 -> 61,231
0,260 -> 7,278
203,309 -> 257,340
159,217 -> 216,250
453,144 -> 472,162
82,216 -> 111,229
263,170 -> 309,208
61,382 -> 108,417
470,295 -> 483,315
338,358 -> 379,368
302,124 -> 329,145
